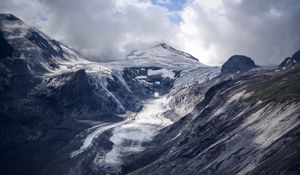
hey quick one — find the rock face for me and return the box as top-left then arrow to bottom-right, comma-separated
0,14 -> 85,74
221,55 -> 257,74
279,50 -> 300,68
32,69 -> 128,120
0,31 -> 13,58
122,66 -> 179,99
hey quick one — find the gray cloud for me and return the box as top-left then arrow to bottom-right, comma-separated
0,0 -> 300,65
0,0 -> 179,61
39,0 -> 182,61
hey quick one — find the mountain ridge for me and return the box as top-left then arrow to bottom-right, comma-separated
0,13 -> 299,175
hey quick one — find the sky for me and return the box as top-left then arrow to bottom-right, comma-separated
1,0 -> 300,66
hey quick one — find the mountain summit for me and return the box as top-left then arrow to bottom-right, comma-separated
221,55 -> 257,74
279,50 -> 300,69
118,43 -> 206,70
153,43 -> 199,61
0,13 -> 86,75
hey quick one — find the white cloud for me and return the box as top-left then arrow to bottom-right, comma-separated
177,0 -> 300,65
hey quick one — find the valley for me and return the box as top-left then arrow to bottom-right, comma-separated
0,14 -> 300,175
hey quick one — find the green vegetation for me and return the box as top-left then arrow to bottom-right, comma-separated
246,66 -> 300,103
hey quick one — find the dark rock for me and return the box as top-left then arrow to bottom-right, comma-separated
4,14 -> 19,21
106,75 -> 143,112
0,31 -> 13,59
279,50 -> 300,68
32,69 -> 126,120
28,31 -> 64,58
123,67 -> 176,99
221,55 -> 257,74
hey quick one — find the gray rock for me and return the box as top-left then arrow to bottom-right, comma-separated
221,55 -> 257,74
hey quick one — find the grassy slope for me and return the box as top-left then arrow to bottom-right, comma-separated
246,65 -> 300,103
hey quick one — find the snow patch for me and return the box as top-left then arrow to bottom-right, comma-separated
147,69 -> 175,78
136,75 -> 147,79
228,90 -> 247,103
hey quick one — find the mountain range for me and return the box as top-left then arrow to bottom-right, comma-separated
0,14 -> 299,175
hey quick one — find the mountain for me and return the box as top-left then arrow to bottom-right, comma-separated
106,43 -> 206,70
0,14 -> 217,175
121,53 -> 300,175
279,50 -> 300,69
221,55 -> 257,74
0,13 -> 300,175
0,14 -> 87,74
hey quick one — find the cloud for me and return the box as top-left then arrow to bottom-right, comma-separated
177,0 -> 300,65
0,0 -> 179,61
0,0 -> 300,65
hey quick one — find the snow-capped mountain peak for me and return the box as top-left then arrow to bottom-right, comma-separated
128,42 -> 200,62
154,43 -> 199,61
108,43 -> 206,70
0,13 -> 88,74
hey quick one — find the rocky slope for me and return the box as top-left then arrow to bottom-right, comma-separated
279,50 -> 300,69
122,53 -> 300,175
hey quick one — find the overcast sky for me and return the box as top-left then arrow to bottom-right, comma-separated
1,0 -> 300,66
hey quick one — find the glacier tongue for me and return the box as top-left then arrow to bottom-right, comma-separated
69,95 -> 174,173
87,66 -> 221,173
94,95 -> 173,172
